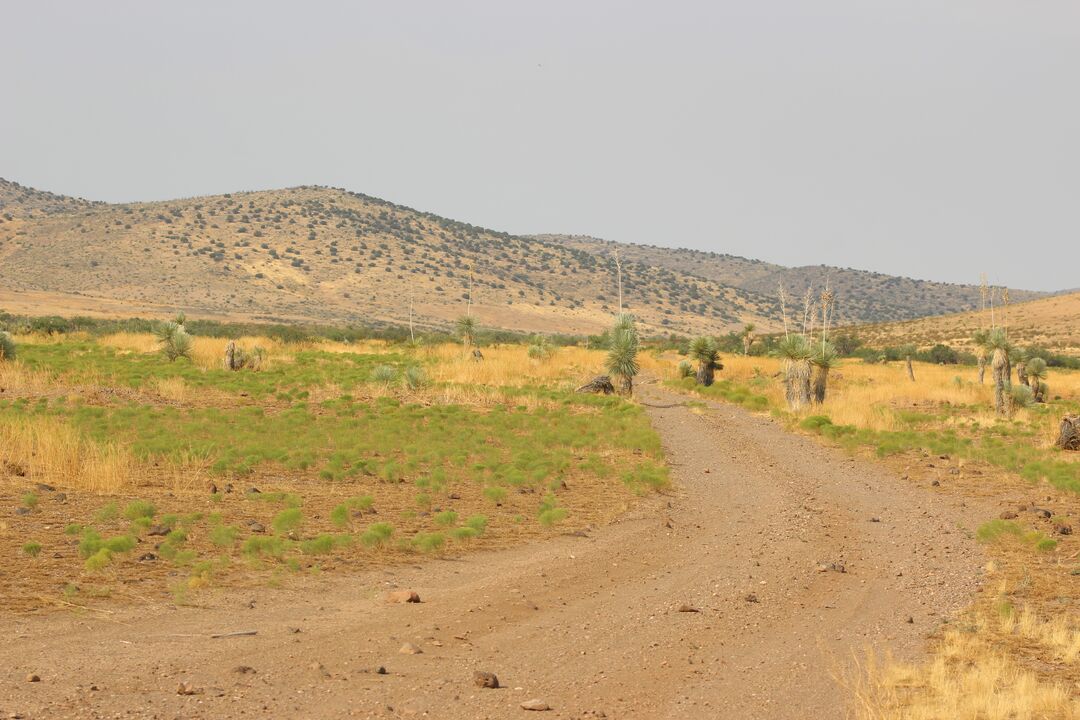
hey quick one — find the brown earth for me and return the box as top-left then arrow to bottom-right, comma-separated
0,385 -> 989,719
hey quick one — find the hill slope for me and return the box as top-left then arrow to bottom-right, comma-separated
852,290 -> 1080,352
538,235 -> 1046,326
0,183 -> 778,335
0,178 -> 1048,335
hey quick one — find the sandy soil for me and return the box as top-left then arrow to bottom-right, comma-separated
0,384 -> 989,719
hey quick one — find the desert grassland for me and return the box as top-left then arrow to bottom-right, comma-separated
0,333 -> 669,612
666,354 -> 1080,717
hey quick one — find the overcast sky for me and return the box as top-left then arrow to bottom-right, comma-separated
4,1 -> 1078,291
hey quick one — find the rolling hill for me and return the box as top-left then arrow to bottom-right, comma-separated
538,235 -> 1046,327
852,290 -> 1080,352
0,178 -> 1049,336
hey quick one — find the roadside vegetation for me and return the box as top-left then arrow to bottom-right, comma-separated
0,323 -> 670,611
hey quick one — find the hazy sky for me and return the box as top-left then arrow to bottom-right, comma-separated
4,1 -> 1078,291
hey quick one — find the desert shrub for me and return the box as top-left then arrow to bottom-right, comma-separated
22,541 -> 42,557
677,360 -> 693,379
1011,384 -> 1034,408
330,503 -> 349,528
465,515 -> 487,534
527,334 -> 554,361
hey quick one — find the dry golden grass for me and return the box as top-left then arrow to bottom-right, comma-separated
854,634 -> 1079,719
0,360 -> 57,395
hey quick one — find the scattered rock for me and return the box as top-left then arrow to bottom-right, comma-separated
248,487 -> 261,494
288,626 -> 301,634
399,642 -> 423,655
247,521 -> 266,533
147,525 -> 170,536
931,480 -> 940,487
375,666 -> 388,675
999,511 -> 1018,520
870,516 -> 881,523
473,671 -> 499,688
521,699 -> 550,711
26,673 -> 40,683
232,666 -> 256,674
906,616 -> 914,624
385,590 -> 421,604
14,507 -> 30,516
138,553 -> 157,562
35,483 -> 55,492
1034,508 -> 1053,519
744,593 -> 760,603
1055,524 -> 1073,536
176,682 -> 202,696
817,562 -> 846,573
677,604 -> 701,613
53,493 -> 67,503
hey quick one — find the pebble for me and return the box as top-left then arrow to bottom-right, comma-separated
521,699 -> 550,711
26,674 -> 40,683
399,642 -> 423,655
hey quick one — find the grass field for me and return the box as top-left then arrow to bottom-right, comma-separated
0,332 -> 670,611
664,353 -> 1080,717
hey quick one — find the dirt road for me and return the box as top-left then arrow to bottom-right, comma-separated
1,386 -> 987,719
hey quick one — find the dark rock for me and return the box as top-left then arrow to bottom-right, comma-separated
14,507 -> 30,516
35,483 -> 55,492
999,511 -> 1018,520
147,525 -> 170,536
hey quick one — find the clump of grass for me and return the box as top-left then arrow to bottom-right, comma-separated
209,524 -> 239,547
271,508 -> 303,535
413,531 -> 445,553
330,503 -> 350,528
465,515 -> 487,534
0,330 -> 16,361
976,519 -> 1057,551
122,500 -> 156,521
64,523 -> 83,535
95,502 -> 119,522
22,541 -> 42,557
452,526 -> 479,540
20,492 -> 38,509
415,492 -> 432,509
435,510 -> 458,527
483,486 -> 507,504
246,491 -> 302,507
360,522 -> 394,547
538,494 -> 568,527
300,534 -> 351,555
243,535 -> 286,559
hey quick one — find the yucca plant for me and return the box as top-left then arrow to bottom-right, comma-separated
689,336 -> 721,387
605,314 -> 639,395
403,365 -> 427,391
741,323 -> 756,356
0,330 -> 15,361
986,329 -> 1012,417
371,364 -> 397,385
1013,347 -> 1030,387
777,334 -> 812,410
156,321 -> 192,362
898,344 -> 917,382
1027,357 -> 1048,403
972,329 -> 989,384
810,341 -> 838,404
527,334 -> 553,361
456,316 -> 476,350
